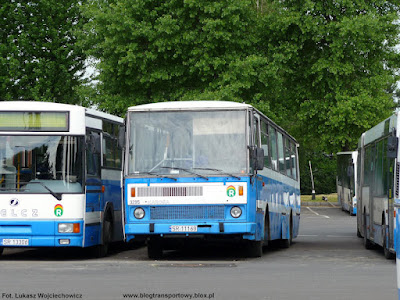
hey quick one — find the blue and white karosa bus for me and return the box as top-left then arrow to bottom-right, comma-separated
337,151 -> 358,215
357,112 -> 399,259
0,101 -> 123,257
123,101 -> 300,258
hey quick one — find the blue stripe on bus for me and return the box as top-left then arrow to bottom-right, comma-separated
0,220 -> 84,247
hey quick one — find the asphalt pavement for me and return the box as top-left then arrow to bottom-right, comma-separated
0,207 -> 396,300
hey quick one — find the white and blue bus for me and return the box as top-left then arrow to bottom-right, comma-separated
0,101 -> 124,257
123,101 -> 300,258
357,112 -> 398,259
337,151 -> 358,215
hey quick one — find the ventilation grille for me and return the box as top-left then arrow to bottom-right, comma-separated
150,206 -> 224,220
137,186 -> 203,197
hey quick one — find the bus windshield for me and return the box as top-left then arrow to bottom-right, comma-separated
128,110 -> 247,176
0,136 -> 83,194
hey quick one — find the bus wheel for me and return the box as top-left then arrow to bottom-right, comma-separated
357,228 -> 362,238
363,216 -> 374,250
247,240 -> 263,258
93,219 -> 112,258
383,223 -> 395,260
147,238 -> 163,259
280,216 -> 292,248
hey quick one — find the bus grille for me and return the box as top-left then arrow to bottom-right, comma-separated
150,206 -> 225,220
137,186 -> 203,197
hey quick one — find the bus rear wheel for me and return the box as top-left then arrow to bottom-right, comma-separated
93,219 -> 112,258
383,222 -> 395,260
363,216 -> 374,250
280,215 -> 293,248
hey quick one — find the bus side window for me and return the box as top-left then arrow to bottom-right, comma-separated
269,126 -> 278,171
290,143 -> 297,180
261,121 -> 270,169
86,131 -> 101,177
277,132 -> 285,173
253,115 -> 260,147
285,138 -> 292,177
103,122 -> 122,169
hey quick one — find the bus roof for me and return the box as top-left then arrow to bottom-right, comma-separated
128,101 -> 252,112
361,112 -> 398,146
0,101 -> 123,123
337,151 -> 357,155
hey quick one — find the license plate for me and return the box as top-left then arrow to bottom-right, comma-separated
2,239 -> 29,246
170,225 -> 198,232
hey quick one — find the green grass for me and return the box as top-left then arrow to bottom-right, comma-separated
301,193 -> 338,203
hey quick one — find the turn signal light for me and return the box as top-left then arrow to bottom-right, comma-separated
239,186 -> 243,196
73,223 -> 80,233
131,187 -> 136,197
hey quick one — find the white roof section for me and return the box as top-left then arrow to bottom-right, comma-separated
128,101 -> 252,112
0,101 -> 122,123
362,112 -> 398,146
85,107 -> 123,123
0,101 -> 85,113
337,151 -> 357,155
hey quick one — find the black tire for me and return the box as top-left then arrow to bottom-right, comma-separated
0,247 -> 4,256
383,223 -> 395,260
363,216 -> 374,250
147,238 -> 163,259
357,227 -> 362,238
247,240 -> 263,258
264,211 -> 270,247
92,219 -> 112,258
280,215 -> 293,249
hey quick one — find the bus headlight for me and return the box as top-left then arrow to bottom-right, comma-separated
230,206 -> 242,218
58,223 -> 80,233
134,207 -> 145,219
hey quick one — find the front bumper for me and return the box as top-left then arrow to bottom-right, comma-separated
125,222 -> 256,241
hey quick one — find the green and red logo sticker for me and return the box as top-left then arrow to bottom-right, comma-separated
54,204 -> 63,217
226,185 -> 236,197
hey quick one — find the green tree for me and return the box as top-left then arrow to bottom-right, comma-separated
0,0 -> 87,103
268,1 -> 400,193
83,0 -> 400,194
83,0 -> 280,114
277,0 -> 400,153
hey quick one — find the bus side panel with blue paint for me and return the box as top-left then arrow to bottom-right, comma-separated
123,101 -> 300,258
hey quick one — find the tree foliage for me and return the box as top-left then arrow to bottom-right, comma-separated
2,0 -> 399,194
276,0 -> 400,152
0,0 -> 87,103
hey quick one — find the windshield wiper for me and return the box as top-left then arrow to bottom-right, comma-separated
26,181 -> 62,201
135,171 -> 177,181
192,168 -> 242,180
160,167 -> 209,180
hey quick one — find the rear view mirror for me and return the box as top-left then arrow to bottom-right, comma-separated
250,147 -> 264,171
